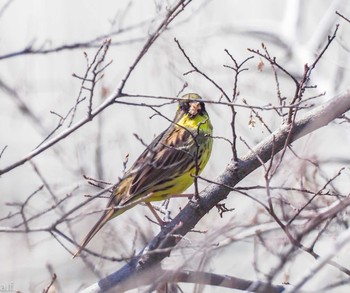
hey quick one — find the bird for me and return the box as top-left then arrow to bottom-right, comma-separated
73,93 -> 213,257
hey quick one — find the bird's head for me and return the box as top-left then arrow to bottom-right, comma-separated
174,93 -> 208,123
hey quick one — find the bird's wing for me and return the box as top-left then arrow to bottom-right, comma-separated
73,127 -> 195,257
119,126 -> 196,205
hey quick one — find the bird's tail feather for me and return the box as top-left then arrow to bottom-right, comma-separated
72,207 -> 115,258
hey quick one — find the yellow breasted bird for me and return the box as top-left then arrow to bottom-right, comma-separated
73,93 -> 213,257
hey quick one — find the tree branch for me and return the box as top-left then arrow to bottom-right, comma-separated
0,0 -> 190,176
80,89 -> 350,292
92,267 -> 286,293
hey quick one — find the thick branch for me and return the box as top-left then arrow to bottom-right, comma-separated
97,267 -> 286,293
81,90 -> 350,292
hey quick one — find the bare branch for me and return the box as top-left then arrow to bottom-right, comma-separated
42,273 -> 57,293
81,89 -> 350,292
0,0 -> 190,176
336,11 -> 350,23
91,267 -> 286,292
288,227 -> 350,293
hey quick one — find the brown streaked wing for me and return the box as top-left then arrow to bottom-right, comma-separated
119,126 -> 195,205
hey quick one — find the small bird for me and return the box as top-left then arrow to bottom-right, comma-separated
73,93 -> 213,257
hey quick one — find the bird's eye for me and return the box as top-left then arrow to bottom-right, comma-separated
180,101 -> 190,112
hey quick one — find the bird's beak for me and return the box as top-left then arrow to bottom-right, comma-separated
188,102 -> 201,117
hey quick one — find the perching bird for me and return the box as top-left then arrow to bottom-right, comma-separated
73,93 -> 213,257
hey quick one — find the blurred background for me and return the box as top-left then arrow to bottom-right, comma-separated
1,0 -> 350,292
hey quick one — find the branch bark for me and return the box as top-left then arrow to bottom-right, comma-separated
80,90 -> 350,292
91,267 -> 286,293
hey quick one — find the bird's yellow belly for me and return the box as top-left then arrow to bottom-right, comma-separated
146,140 -> 212,201
147,172 -> 194,201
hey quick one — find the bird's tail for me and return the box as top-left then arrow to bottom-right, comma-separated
72,207 -> 115,258
73,178 -> 134,258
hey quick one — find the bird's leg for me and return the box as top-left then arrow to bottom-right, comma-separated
146,194 -> 196,225
146,202 -> 167,226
